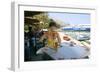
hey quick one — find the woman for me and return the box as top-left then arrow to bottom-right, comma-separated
40,21 -> 61,51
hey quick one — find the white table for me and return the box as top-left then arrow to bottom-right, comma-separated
37,42 -> 90,60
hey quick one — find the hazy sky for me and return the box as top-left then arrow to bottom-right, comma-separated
48,12 -> 90,24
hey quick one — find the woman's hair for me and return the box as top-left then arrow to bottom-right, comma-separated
49,21 -> 57,28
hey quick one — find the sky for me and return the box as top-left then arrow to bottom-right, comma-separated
48,12 -> 90,25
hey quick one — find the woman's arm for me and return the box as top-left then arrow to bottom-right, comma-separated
57,32 -> 61,44
39,34 -> 46,42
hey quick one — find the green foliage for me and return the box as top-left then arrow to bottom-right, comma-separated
24,12 -> 61,32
